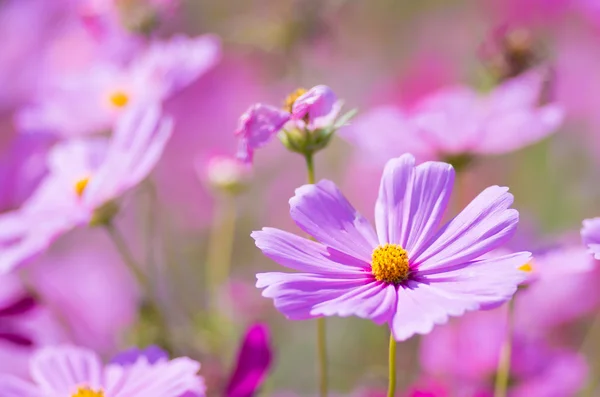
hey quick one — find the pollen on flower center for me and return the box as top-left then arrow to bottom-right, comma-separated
371,244 -> 410,284
519,262 -> 533,272
74,177 -> 91,197
283,88 -> 307,113
109,91 -> 129,108
71,387 -> 105,397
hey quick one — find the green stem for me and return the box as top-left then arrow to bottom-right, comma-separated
494,298 -> 516,397
387,332 -> 397,397
105,222 -> 149,291
205,194 -> 238,311
305,152 -> 327,397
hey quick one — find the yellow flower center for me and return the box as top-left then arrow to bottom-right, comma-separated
371,244 -> 410,284
283,88 -> 307,113
71,387 -> 105,397
109,91 -> 129,108
74,177 -> 91,197
519,262 -> 533,273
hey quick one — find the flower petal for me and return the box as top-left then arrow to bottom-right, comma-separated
252,228 -> 370,273
30,345 -> 103,394
581,217 -> 600,259
0,375 -> 40,397
255,272 -> 375,320
375,154 -> 454,255
421,252 -> 530,309
413,186 -> 518,271
290,180 -> 378,262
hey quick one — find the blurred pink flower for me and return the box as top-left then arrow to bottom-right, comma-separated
235,104 -> 290,164
0,104 -> 172,273
0,344 -> 204,396
581,217 -> 600,259
27,228 -> 140,355
342,69 -> 564,164
18,34 -> 220,137
420,308 -> 587,396
515,245 -> 600,330
0,273 -> 65,378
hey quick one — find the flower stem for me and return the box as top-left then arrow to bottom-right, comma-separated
387,331 -> 397,397
304,152 -> 327,397
205,194 -> 237,311
105,222 -> 149,291
494,298 -> 516,397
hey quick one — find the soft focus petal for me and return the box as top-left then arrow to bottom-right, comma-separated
110,345 -> 169,366
291,85 -> 341,129
375,154 -> 454,255
0,375 -> 40,397
225,324 -> 272,397
290,180 -> 378,262
414,186 -> 519,271
235,104 -> 290,164
30,345 -> 103,394
582,217 -> 600,259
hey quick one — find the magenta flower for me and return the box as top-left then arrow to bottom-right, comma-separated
342,69 -> 563,164
18,34 -> 220,137
290,85 -> 342,130
0,104 -> 173,273
0,344 -> 205,397
235,104 -> 290,164
581,217 -> 600,259
225,324 -> 273,397
253,153 -> 529,340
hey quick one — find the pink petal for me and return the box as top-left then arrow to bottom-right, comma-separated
413,186 -> 518,271
290,180 -> 378,262
251,227 -> 370,273
0,375 -> 40,397
30,345 -> 103,395
375,154 -> 454,256
582,217 -> 600,259
256,272 -> 374,320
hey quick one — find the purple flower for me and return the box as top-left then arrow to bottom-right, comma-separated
581,217 -> 600,259
110,345 -> 169,366
225,324 -> 273,397
290,85 -> 342,130
0,344 -> 205,396
0,104 -> 173,273
235,104 -> 290,164
253,153 -> 529,341
342,69 -> 564,163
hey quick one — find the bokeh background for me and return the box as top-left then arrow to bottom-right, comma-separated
2,0 -> 600,396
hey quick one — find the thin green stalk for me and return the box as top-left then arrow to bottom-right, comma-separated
304,152 -> 327,397
105,222 -> 172,351
205,194 -> 238,311
387,332 -> 397,397
105,222 -> 149,291
494,298 -> 516,397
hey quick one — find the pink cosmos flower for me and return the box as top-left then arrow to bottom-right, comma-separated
0,344 -> 204,396
581,217 -> 600,259
18,34 -> 220,137
253,153 -> 529,341
0,104 -> 173,273
235,104 -> 290,164
342,69 -> 564,163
